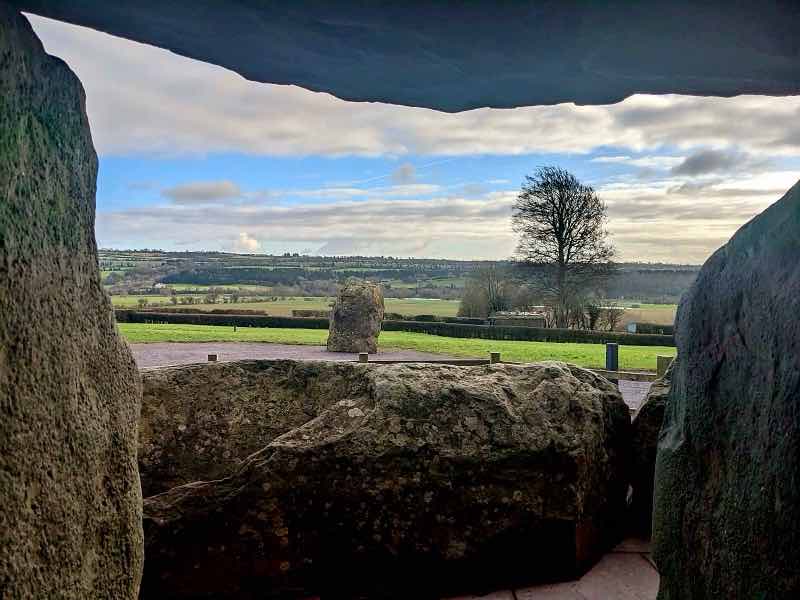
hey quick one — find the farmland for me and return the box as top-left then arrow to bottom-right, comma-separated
119,323 -> 676,371
111,295 -> 461,317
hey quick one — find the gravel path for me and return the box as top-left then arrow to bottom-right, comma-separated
129,342 -> 456,369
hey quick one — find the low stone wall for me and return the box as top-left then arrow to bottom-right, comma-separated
140,359 -> 631,598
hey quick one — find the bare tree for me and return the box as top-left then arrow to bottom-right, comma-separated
512,166 -> 615,328
600,303 -> 625,331
458,264 -> 512,318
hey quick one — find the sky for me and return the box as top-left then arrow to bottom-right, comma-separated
28,14 -> 800,264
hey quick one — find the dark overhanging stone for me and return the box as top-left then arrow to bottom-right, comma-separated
10,0 -> 800,112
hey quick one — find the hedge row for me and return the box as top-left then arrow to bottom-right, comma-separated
115,310 -> 329,329
116,310 -> 674,346
381,320 -> 675,347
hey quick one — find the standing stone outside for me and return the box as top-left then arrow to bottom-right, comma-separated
327,278 -> 384,353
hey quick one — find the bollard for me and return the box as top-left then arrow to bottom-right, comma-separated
358,352 -> 369,363
657,355 -> 673,378
208,354 -> 218,362
489,352 -> 501,364
605,343 -> 619,371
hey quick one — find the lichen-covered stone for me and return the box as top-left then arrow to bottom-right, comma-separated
630,363 -> 672,536
653,181 -> 800,599
326,278 -> 384,353
139,360 -> 370,496
0,7 -> 142,598
141,360 -> 630,598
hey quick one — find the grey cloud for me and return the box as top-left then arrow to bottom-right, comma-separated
671,149 -> 751,176
162,180 -> 242,203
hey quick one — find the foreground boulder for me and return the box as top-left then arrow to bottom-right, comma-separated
0,7 -> 142,598
141,361 -> 630,598
630,363 -> 672,536
139,361 -> 370,496
654,182 -> 800,598
327,278 -> 384,353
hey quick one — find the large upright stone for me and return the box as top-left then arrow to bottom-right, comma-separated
327,277 -> 384,353
0,7 -> 142,598
653,182 -> 800,598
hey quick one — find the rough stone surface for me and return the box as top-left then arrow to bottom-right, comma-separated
141,360 -> 631,598
0,7 -> 142,598
326,278 -> 384,353
630,364 -> 672,536
139,360 -> 371,497
14,1 -> 800,111
653,181 -> 800,599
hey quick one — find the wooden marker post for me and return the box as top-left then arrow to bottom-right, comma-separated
605,343 -> 619,372
657,355 -> 673,378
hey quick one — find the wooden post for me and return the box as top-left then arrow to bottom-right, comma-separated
605,343 -> 619,371
208,354 -> 218,362
657,355 -> 673,378
489,352 -> 501,364
358,352 -> 369,363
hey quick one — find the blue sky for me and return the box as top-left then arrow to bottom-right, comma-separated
29,14 -> 800,263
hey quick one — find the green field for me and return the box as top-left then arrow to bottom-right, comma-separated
110,294 -> 205,307
119,323 -> 675,371
111,295 -> 461,317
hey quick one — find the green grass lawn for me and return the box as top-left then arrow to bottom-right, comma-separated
119,323 -> 675,371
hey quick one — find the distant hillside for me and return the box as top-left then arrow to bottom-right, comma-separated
99,250 -> 699,303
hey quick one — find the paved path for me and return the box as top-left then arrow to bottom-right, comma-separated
618,380 -> 653,412
445,538 -> 658,600
129,342 -> 456,369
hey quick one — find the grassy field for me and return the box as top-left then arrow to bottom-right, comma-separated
619,304 -> 677,327
119,323 -> 675,371
111,295 -> 461,317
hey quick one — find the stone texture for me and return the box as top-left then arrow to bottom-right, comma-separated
0,6 -> 142,598
630,364 -> 672,536
141,361 -> 630,598
326,278 -> 384,353
14,1 -> 800,111
139,360 -> 370,496
653,181 -> 800,598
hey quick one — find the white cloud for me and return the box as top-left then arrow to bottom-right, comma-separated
27,14 -> 800,160
94,170 -> 797,263
162,180 -> 242,203
592,155 -> 684,169
230,232 -> 261,253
